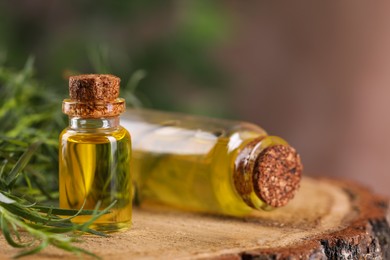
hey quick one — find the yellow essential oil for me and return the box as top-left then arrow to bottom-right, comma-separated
60,74 -> 132,232
122,109 -> 303,217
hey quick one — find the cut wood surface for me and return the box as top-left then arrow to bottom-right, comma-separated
0,177 -> 389,259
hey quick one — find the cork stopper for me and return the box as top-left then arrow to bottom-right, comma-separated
253,145 -> 302,207
69,74 -> 120,102
63,74 -> 125,118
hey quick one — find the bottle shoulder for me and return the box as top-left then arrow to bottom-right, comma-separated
120,109 -> 266,156
60,126 -> 130,144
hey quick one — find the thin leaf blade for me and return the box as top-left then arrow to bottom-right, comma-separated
5,142 -> 41,186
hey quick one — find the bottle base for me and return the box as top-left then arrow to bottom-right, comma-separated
86,221 -> 132,233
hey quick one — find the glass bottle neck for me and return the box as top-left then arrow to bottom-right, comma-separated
233,136 -> 289,210
69,117 -> 120,130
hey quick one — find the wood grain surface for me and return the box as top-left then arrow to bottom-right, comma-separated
0,177 -> 389,259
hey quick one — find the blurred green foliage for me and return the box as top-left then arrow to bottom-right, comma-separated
0,1 -> 230,256
0,0 -> 231,220
0,0 -> 230,116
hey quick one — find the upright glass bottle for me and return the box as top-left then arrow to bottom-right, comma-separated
59,74 -> 132,232
121,109 -> 302,217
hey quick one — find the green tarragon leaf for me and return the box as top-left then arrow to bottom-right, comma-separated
4,141 -> 42,186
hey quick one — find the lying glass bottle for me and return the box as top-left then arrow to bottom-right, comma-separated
121,109 -> 302,216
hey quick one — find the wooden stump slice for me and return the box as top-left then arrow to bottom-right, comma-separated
0,177 -> 389,259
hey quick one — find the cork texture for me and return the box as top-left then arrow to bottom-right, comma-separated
254,145 -> 303,207
69,74 -> 120,102
62,98 -> 126,118
64,74 -> 125,117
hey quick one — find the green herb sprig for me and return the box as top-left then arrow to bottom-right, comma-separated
0,59 -> 113,258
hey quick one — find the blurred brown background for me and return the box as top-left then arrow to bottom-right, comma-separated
218,1 -> 390,196
1,1 -> 389,195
